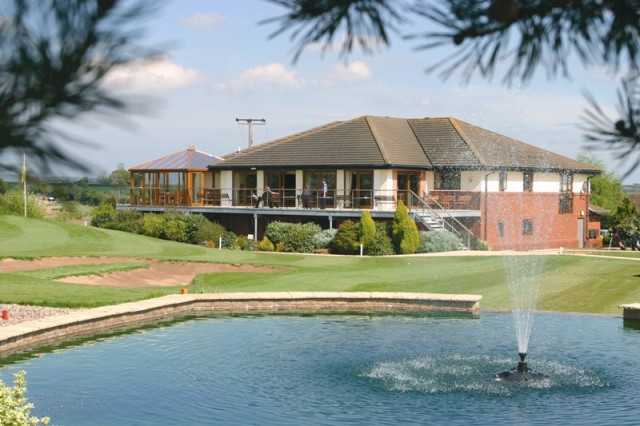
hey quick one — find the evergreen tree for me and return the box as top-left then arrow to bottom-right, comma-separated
392,201 -> 420,254
359,210 -> 376,252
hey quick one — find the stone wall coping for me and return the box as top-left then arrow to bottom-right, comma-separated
0,292 -> 482,356
620,303 -> 640,310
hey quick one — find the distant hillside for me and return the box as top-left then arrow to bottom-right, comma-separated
624,184 -> 640,193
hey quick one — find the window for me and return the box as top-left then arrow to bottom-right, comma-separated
499,171 -> 507,192
303,170 -> 336,191
559,193 -> 573,214
588,229 -> 598,239
523,171 -> 534,192
497,221 -> 505,238
560,172 -> 573,193
434,170 -> 461,190
522,219 -> 534,235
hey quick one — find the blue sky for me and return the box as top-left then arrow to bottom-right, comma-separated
45,0 -> 633,180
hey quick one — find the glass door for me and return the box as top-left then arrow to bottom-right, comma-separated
233,170 -> 257,206
348,170 -> 373,209
397,172 -> 419,207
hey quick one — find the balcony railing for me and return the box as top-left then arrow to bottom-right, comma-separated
126,187 -> 483,211
428,190 -> 481,210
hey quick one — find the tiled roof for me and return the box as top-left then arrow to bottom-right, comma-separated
449,118 -> 597,171
220,117 -> 386,167
408,118 -> 481,167
211,116 -> 601,173
130,146 -> 222,171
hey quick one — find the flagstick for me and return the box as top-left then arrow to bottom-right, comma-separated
22,153 -> 27,218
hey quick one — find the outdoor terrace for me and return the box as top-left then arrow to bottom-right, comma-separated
123,187 -> 482,213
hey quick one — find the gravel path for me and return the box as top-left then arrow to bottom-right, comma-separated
0,304 -> 78,327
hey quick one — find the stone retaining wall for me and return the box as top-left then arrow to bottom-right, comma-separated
620,303 -> 640,321
0,292 -> 481,359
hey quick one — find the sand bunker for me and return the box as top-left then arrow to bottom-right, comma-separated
57,261 -> 274,288
0,257 -> 134,272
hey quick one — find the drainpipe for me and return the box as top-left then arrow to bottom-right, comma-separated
483,172 -> 494,242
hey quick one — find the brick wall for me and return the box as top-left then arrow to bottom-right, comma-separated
586,215 -> 603,249
480,192 -> 588,250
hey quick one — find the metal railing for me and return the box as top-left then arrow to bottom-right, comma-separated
125,186 -> 483,215
407,190 -> 476,249
129,187 -> 191,207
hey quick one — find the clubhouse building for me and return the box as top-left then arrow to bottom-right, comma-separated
122,116 -> 602,250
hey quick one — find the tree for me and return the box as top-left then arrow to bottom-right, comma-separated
0,0 -> 155,173
612,197 -> 640,243
331,220 -> 360,254
392,200 -> 420,254
265,1 -> 640,174
0,371 -> 49,425
0,178 -> 8,194
110,163 -> 129,187
359,210 -> 376,250
576,154 -> 626,211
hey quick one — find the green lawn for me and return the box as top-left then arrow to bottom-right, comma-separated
1,215 -> 639,313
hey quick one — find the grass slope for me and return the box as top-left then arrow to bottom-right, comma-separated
1,215 -> 639,313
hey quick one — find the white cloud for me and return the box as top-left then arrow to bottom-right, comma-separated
104,57 -> 202,93
317,60 -> 372,87
330,61 -> 372,81
218,63 -> 304,93
180,12 -> 224,31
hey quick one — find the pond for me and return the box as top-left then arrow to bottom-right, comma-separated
2,313 -> 639,426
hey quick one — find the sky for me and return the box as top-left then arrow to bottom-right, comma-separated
10,0 -> 635,181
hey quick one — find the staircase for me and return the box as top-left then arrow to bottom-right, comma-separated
407,190 -> 476,249
412,210 -> 445,231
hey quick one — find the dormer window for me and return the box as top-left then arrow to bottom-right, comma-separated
523,171 -> 534,192
499,171 -> 507,192
560,172 -> 573,193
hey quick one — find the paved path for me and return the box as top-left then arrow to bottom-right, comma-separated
564,253 -> 640,262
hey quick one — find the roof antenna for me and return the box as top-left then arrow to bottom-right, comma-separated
236,117 -> 266,148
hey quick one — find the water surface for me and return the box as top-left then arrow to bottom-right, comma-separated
2,313 -> 638,426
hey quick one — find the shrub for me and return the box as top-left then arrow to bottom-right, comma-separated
0,190 -> 44,218
90,202 -> 116,227
265,221 -> 321,253
107,210 -> 144,234
57,201 -> 83,221
235,235 -> 257,251
264,222 -> 290,246
471,237 -> 489,251
312,228 -> 337,249
366,222 -> 394,255
191,215 -> 225,245
331,220 -> 360,254
0,371 -> 50,425
163,214 -> 191,243
418,230 -> 463,253
392,201 -> 420,254
0,178 -> 8,194
258,236 -> 275,251
221,230 -> 238,249
359,211 -> 376,248
142,214 -> 165,239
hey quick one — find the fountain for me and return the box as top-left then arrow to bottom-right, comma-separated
495,254 -> 548,382
496,352 -> 547,382
494,194 -> 555,383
